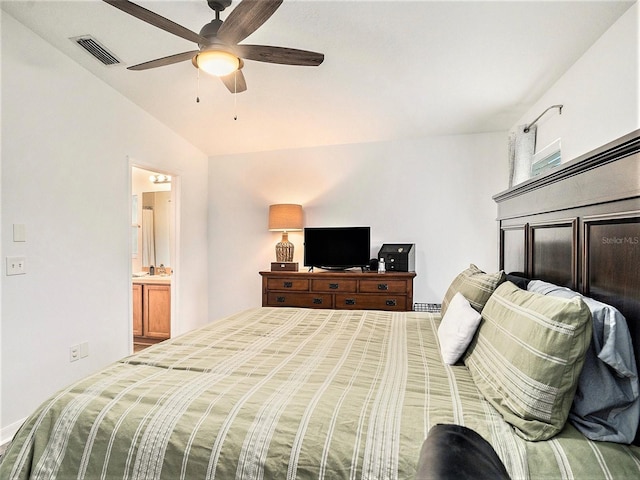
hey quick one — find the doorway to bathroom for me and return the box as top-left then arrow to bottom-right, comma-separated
131,165 -> 177,352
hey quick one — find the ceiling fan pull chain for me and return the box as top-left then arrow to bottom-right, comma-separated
233,71 -> 238,120
196,68 -> 201,103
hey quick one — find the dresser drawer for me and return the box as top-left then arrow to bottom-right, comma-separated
311,279 -> 357,293
359,279 -> 408,294
266,292 -> 333,308
335,294 -> 406,311
266,278 -> 309,291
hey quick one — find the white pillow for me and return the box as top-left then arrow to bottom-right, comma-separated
437,292 -> 483,365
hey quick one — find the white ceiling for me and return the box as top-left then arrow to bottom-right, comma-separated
2,0 -> 635,156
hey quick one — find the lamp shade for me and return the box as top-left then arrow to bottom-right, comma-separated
268,204 -> 303,231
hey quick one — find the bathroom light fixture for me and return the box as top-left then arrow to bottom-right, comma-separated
195,49 -> 240,77
149,174 -> 171,184
268,204 -> 303,263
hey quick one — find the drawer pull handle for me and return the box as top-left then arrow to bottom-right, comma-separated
378,284 -> 389,290
345,298 -> 356,305
386,299 -> 397,307
283,282 -> 293,288
313,298 -> 323,304
276,296 -> 286,303
329,283 -> 339,290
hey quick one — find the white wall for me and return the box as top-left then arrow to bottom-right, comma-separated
1,13 -> 209,440
207,132 -> 508,320
512,2 -> 639,163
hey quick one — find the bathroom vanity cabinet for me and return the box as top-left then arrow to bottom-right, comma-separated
132,279 -> 171,349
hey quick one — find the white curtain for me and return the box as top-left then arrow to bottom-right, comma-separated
508,124 -> 537,187
142,208 -> 156,267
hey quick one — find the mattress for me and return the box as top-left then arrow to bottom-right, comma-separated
1,307 -> 639,479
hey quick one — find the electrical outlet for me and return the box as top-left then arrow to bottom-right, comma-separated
70,344 -> 80,362
6,256 -> 26,276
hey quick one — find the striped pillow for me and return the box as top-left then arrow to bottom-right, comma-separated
464,281 -> 592,441
441,264 -> 506,317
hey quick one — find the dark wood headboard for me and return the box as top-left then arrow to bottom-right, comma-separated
494,129 -> 640,443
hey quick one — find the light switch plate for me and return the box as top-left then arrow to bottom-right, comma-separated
13,224 -> 26,242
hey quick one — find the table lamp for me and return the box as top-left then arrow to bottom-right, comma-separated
268,204 -> 303,262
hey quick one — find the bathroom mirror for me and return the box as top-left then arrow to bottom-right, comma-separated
141,191 -> 172,268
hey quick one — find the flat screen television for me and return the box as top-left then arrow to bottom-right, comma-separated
303,226 -> 370,270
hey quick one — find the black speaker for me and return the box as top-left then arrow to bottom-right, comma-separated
369,258 -> 379,271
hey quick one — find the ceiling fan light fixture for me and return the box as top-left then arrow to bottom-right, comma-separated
196,50 -> 240,77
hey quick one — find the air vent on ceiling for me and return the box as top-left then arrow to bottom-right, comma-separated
71,36 -> 121,66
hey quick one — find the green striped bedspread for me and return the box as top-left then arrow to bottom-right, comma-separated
1,307 -> 639,479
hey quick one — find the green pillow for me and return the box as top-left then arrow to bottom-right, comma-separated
441,264 -> 506,317
464,281 -> 592,441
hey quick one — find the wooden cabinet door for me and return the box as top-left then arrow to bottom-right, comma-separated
143,285 -> 171,339
132,284 -> 143,336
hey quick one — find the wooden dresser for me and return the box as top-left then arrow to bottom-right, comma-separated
260,270 -> 416,311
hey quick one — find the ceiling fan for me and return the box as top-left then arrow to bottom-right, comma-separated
103,0 -> 324,93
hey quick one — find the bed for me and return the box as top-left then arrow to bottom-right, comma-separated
1,130 -> 639,480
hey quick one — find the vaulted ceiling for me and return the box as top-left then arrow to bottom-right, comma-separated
2,1 -> 635,156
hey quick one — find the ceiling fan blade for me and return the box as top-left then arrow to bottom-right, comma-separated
128,50 -> 198,71
235,44 -> 324,66
103,0 -> 209,45
217,0 -> 283,45
220,69 -> 248,93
